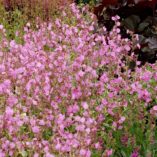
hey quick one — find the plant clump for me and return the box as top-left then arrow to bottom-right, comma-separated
0,3 -> 156,157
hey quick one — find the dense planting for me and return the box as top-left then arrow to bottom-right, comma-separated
0,3 -> 157,157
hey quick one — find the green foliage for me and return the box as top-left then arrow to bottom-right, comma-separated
77,0 -> 97,4
0,1 -> 66,41
0,5 -> 26,41
42,128 -> 53,140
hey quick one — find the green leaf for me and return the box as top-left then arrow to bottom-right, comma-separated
142,47 -> 151,53
91,150 -> 102,157
123,15 -> 140,31
42,128 -> 53,140
138,22 -> 149,32
120,150 -> 127,157
20,150 -> 28,157
138,35 -> 146,46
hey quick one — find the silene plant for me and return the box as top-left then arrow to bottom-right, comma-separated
0,3 -> 157,157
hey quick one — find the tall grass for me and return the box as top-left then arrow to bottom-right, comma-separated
1,0 -> 73,20
0,0 -> 73,40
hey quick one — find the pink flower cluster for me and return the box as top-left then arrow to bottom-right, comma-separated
0,3 -> 156,157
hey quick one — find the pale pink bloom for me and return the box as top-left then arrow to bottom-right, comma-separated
32,126 -> 40,133
55,143 -> 61,150
0,25 -> 3,29
7,96 -> 18,106
33,153 -> 39,157
105,149 -> 113,157
72,88 -> 82,100
45,153 -> 55,157
86,150 -> 91,157
141,71 -> 152,82
100,73 -> 108,83
124,45 -> 131,51
0,64 -> 5,72
153,106 -> 157,111
119,116 -> 126,124
0,51 -> 3,56
82,102 -> 89,110
26,22 -> 31,27
80,149 -> 86,156
5,107 -> 14,116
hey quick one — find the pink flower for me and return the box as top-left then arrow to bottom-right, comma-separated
0,64 -> 5,73
94,142 -> 101,149
33,153 -> 39,157
105,149 -> 113,157
86,150 -> 91,157
124,45 -> 131,51
76,124 -> 85,131
119,116 -> 126,124
100,73 -> 108,83
0,51 -> 3,57
7,96 -> 18,106
131,150 -> 139,157
32,126 -> 40,133
55,143 -> 61,150
72,88 -> 82,100
10,40 -> 17,48
80,149 -> 86,156
153,106 -> 157,111
0,149 -> 5,157
141,71 -> 152,82
45,153 -> 55,157
138,89 -> 151,102
5,107 -> 14,116
82,102 -> 89,110
0,25 -> 3,29
154,72 -> 157,81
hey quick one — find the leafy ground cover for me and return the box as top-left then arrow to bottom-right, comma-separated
0,2 -> 157,157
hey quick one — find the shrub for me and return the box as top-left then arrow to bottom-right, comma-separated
93,0 -> 157,64
0,3 -> 156,157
